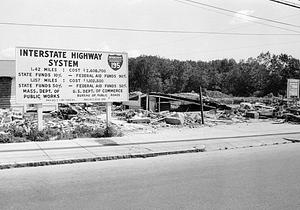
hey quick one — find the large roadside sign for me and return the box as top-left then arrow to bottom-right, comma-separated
15,47 -> 128,104
287,79 -> 299,98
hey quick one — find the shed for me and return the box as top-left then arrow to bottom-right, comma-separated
0,60 -> 16,108
0,60 -> 57,112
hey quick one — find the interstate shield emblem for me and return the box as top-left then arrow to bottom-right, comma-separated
108,54 -> 123,71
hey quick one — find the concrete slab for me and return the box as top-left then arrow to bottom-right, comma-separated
45,148 -> 95,160
37,140 -> 79,149
74,138 -> 118,147
124,146 -> 153,154
0,142 -> 39,152
0,150 -> 50,163
112,122 -> 300,145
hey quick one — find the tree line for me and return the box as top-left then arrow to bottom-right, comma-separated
128,52 -> 300,97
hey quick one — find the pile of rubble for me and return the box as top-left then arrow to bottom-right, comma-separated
1,98 -> 300,143
121,99 -> 300,126
115,107 -> 245,127
0,104 -> 122,143
238,100 -> 300,123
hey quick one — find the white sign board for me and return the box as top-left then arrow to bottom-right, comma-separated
16,47 -> 128,104
287,79 -> 299,98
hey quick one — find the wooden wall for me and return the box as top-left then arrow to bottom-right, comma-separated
0,77 -> 14,108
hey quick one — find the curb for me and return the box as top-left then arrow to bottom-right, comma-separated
0,146 -> 206,170
283,138 -> 300,143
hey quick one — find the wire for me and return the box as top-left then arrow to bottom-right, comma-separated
0,22 -> 299,36
175,0 -> 300,34
151,2 -> 300,51
177,0 -> 300,29
139,17 -> 295,50
174,0 -> 231,17
269,0 -> 300,9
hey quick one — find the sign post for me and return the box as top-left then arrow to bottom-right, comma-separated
37,103 -> 43,131
106,102 -> 112,127
15,47 -> 129,129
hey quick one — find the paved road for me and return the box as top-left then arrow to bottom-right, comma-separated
1,144 -> 300,210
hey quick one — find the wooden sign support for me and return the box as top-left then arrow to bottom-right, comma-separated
106,102 -> 112,128
37,103 -> 43,131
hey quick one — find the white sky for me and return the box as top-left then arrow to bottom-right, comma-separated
0,0 -> 299,61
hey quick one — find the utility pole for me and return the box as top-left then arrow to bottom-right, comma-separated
199,86 -> 204,124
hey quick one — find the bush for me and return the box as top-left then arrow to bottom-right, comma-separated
90,128 -> 105,138
91,126 -> 123,138
7,125 -> 27,138
0,133 -> 13,143
26,129 -> 50,141
104,126 -> 123,137
0,133 -> 28,143
1,123 -> 123,143
71,124 -> 94,138
70,125 -> 123,138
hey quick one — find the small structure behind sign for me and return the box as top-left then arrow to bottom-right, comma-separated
287,79 -> 300,98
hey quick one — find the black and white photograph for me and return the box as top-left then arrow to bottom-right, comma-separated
0,0 -> 300,209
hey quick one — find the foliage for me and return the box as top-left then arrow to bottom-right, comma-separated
0,133 -> 29,143
8,125 -> 27,138
71,124 -> 94,138
128,52 -> 300,97
90,128 -> 105,138
104,126 -> 123,137
2,123 -> 123,143
0,133 -> 13,143
27,129 -> 50,141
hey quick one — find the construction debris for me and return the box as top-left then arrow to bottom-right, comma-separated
1,92 -> 300,143
245,111 -> 259,119
128,118 -> 151,124
165,113 -> 185,125
285,113 -> 300,123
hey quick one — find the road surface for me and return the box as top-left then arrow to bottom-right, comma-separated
1,144 -> 300,210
